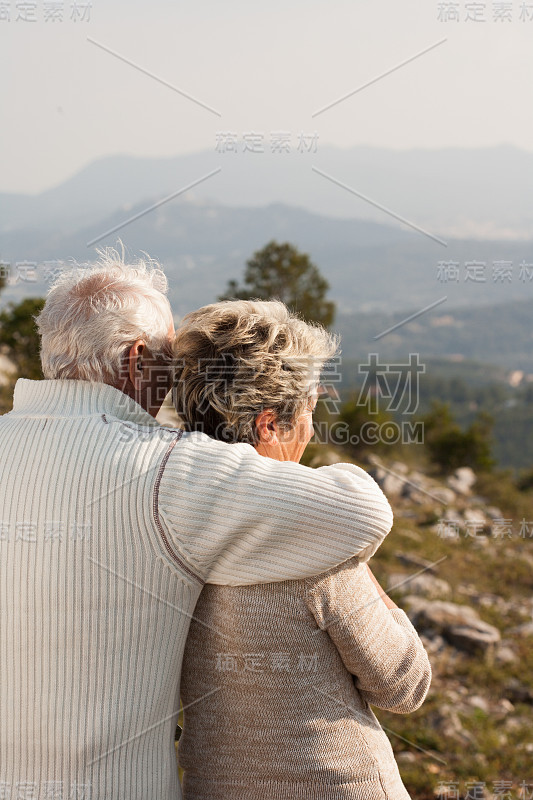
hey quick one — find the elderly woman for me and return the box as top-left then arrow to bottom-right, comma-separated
173,300 -> 432,800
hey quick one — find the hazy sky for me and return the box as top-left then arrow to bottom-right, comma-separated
1,0 -> 532,194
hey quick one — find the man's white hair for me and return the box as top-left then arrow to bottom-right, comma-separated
36,247 -> 174,384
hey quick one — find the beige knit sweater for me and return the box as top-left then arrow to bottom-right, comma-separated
179,557 -> 432,800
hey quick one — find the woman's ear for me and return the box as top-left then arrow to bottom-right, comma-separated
255,409 -> 279,444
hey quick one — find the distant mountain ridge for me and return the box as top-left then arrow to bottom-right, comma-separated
1,146 -> 531,374
1,144 -> 532,240
1,198 -> 532,319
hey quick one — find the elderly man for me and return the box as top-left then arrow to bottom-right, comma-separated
0,250 -> 394,800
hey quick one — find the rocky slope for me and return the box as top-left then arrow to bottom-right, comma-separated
349,453 -> 533,799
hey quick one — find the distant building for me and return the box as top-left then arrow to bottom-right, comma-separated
508,370 -> 524,387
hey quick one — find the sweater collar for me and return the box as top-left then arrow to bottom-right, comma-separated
11,378 -> 160,427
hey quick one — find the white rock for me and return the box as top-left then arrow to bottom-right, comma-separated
447,466 -> 477,495
401,574 -> 452,600
430,487 -> 457,505
369,466 -> 406,496
408,599 -> 480,629
486,506 -> 504,520
382,473 -> 407,496
468,695 -> 490,712
495,645 -> 517,664
391,461 -> 409,474
447,622 -> 501,654
442,508 -> 465,527
509,621 -> 533,637
495,699 -> 514,714
396,751 -> 416,763
463,508 -> 487,525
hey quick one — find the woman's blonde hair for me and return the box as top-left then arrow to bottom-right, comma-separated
172,299 -> 339,445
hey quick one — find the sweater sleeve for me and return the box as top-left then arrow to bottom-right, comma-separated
304,559 -> 432,713
156,431 -> 393,586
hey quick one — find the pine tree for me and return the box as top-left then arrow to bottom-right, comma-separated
219,240 -> 335,328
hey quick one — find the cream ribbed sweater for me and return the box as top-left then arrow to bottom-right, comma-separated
179,558 -> 432,800
0,379 -> 393,800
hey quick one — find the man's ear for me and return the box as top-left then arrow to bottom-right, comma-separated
255,409 -> 279,444
127,340 -> 146,390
